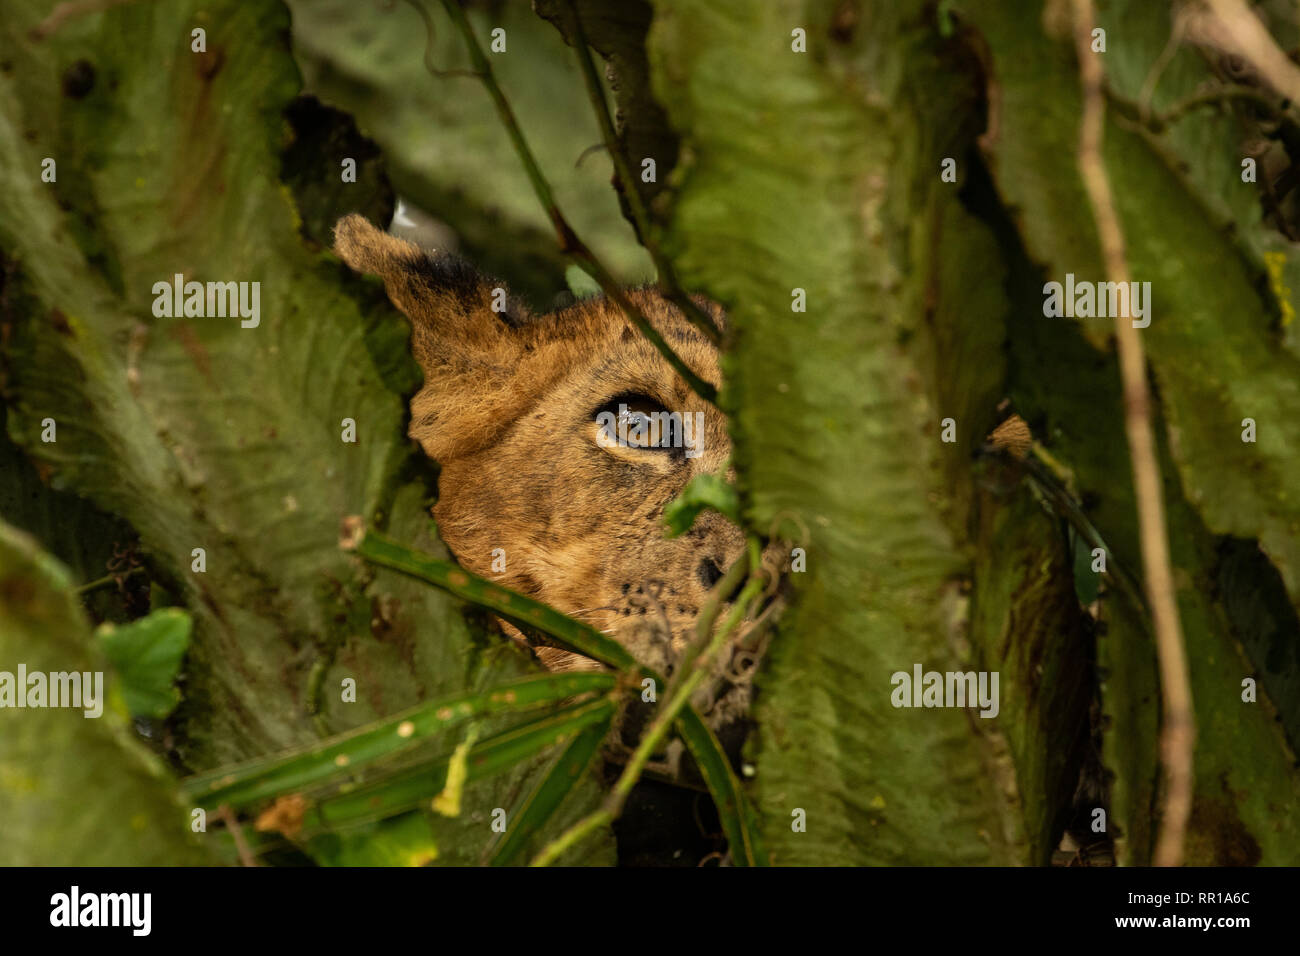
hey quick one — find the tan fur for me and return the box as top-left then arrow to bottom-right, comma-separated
334,215 -> 764,726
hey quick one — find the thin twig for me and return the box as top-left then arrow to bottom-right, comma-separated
216,805 -> 258,867
1136,10 -> 1186,121
76,565 -> 146,595
531,549 -> 765,866
562,0 -> 723,346
1139,84 -> 1284,131
433,0 -> 718,405
399,0 -> 482,79
1071,0 -> 1195,869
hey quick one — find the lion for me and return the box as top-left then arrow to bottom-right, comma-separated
333,214 -> 774,744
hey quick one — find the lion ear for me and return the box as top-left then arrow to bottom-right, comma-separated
332,213 -> 530,334
333,213 -> 419,285
332,214 -> 540,462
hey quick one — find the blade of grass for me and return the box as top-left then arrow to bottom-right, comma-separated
346,525 -> 638,671
183,671 -> 614,807
532,549 -> 771,867
347,524 -> 768,865
302,696 -> 616,835
486,714 -> 611,866
676,707 -> 766,866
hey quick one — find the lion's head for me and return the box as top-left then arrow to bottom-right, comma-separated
334,214 -> 771,735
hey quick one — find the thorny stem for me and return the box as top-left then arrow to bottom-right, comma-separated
1071,0 -> 1195,869
434,0 -> 718,405
562,0 -> 724,347
531,549 -> 765,866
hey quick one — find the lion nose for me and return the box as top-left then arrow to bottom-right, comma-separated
697,557 -> 724,590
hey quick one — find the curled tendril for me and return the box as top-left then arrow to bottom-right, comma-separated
396,0 -> 482,80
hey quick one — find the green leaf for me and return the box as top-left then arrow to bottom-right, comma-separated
349,528 -> 640,671
565,263 -> 603,299
0,0 -> 541,772
662,471 -> 740,538
488,715 -> 610,866
94,607 -> 191,720
967,470 -> 1093,864
183,671 -> 614,808
295,696 -> 617,835
964,0 -> 1300,864
648,0 -> 1023,864
307,811 -> 441,867
0,520 -> 214,865
676,707 -> 767,867
0,0 -> 619,865
0,409 -> 145,627
287,0 -> 654,304
962,0 -> 1300,615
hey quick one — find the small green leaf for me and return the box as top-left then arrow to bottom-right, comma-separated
662,472 -> 741,538
431,725 -> 480,817
0,521 -> 213,865
94,608 -> 191,720
307,812 -> 441,867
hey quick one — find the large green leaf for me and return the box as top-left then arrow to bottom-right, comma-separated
0,0 -> 611,864
963,0 -> 1300,615
963,0 -> 1300,864
647,0 -> 1024,864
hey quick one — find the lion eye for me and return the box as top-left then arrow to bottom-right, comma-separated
619,408 -> 658,447
593,393 -> 675,452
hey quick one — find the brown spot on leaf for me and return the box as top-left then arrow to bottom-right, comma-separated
254,793 -> 308,839
339,515 -> 365,550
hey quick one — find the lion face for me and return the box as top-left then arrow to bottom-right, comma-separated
434,291 -> 744,673
334,215 -> 765,731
